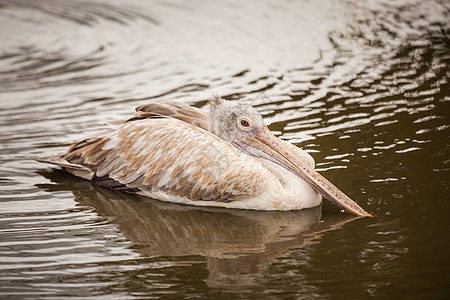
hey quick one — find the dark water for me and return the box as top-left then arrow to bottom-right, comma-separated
1,0 -> 449,298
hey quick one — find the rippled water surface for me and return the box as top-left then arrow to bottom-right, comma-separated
1,0 -> 449,298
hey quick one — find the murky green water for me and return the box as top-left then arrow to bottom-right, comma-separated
0,0 -> 449,298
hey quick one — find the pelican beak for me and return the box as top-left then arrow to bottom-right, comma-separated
237,127 -> 373,217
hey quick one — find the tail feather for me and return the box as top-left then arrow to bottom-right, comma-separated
36,156 -> 94,180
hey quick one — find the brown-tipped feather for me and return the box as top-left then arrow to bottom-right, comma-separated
107,102 -> 209,129
36,156 -> 94,181
131,102 -> 209,130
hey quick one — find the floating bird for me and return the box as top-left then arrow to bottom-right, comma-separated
38,96 -> 372,217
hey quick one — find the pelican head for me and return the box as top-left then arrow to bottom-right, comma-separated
209,95 -> 372,217
209,95 -> 264,142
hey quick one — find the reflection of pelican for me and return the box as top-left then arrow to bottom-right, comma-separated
37,170 -> 359,288
38,96 -> 371,216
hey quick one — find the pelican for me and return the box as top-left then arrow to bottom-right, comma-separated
38,96 -> 372,217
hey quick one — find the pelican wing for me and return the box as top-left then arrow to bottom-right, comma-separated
129,102 -> 209,130
108,102 -> 209,130
62,117 -> 267,202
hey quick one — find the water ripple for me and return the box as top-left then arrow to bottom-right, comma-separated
0,0 -> 449,298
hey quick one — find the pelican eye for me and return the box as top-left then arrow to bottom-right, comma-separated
240,119 -> 250,127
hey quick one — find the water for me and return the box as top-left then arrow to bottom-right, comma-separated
0,0 -> 449,298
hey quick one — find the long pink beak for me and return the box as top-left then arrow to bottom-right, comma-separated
241,127 -> 373,217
